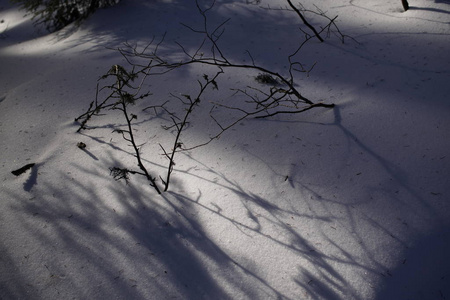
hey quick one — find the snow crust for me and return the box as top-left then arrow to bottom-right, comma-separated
1,0 -> 449,299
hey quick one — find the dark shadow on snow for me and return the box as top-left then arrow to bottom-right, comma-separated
2,0 -> 450,299
2,157 -> 292,298
23,162 -> 41,192
374,229 -> 450,300
409,6 -> 450,14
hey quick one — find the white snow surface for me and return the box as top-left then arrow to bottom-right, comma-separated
1,0 -> 449,299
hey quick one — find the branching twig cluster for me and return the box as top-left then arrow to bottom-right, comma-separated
263,0 -> 359,44
76,58 -> 222,193
158,70 -> 223,191
114,1 -> 335,133
75,0 -> 348,193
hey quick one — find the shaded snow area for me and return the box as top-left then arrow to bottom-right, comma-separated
1,0 -> 449,299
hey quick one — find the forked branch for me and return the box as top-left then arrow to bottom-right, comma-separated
75,0 -> 342,193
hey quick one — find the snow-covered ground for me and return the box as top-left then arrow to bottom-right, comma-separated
1,0 -> 449,299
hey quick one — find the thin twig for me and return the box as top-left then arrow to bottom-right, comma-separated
286,0 -> 324,42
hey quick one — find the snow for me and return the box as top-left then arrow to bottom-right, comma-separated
1,0 -> 449,299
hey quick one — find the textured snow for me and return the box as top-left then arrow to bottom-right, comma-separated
1,0 -> 449,299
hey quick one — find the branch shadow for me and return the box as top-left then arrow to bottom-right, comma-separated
3,99 -> 448,299
160,99 -> 449,299
2,1 -> 449,299
409,6 -> 450,14
23,162 -> 42,192
0,244 -> 32,299
167,154 -> 384,299
2,155 -> 295,299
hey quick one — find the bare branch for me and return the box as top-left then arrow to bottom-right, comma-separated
286,0 -> 324,42
162,68 -> 224,191
75,0 -> 339,193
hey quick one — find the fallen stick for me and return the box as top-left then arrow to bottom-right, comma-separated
11,163 -> 35,176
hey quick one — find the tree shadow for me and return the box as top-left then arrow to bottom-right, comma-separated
0,244 -> 32,299
2,1 -> 449,299
166,149 -> 390,299
161,100 -> 449,298
374,229 -> 450,300
52,0 -> 335,70
168,182 -> 356,299
2,154 -> 294,299
3,98 -> 448,299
